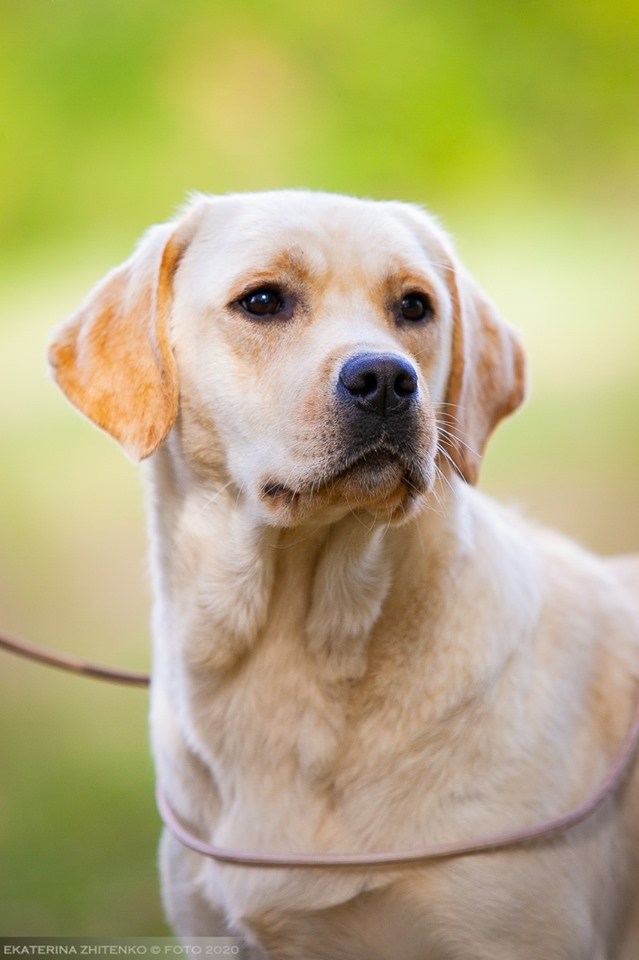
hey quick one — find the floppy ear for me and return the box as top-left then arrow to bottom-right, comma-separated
48,222 -> 188,461
441,262 -> 526,485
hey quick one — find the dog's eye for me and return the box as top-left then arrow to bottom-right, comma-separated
240,288 -> 283,317
400,292 -> 434,322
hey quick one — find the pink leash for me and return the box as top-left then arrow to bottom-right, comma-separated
0,629 -> 149,686
3,627 -> 639,869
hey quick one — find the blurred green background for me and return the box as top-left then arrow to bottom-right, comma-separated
1,0 -> 638,936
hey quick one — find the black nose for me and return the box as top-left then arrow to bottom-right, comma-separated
337,353 -> 419,416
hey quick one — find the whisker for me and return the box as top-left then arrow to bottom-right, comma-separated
436,442 -> 466,484
172,479 -> 235,546
435,419 -> 480,459
437,431 -> 479,461
434,457 -> 458,501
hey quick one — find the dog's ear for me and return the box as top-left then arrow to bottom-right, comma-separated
441,262 -> 526,485
48,220 -> 192,461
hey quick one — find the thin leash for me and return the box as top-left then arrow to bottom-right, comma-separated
0,629 -> 149,686
3,627 -> 639,869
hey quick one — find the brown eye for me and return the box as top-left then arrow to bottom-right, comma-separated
400,292 -> 433,322
241,288 -> 283,317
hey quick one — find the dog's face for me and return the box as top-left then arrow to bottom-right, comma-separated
48,191 -> 526,526
171,193 -> 453,526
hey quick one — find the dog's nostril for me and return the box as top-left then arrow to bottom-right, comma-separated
395,369 -> 418,398
338,353 -> 418,416
359,372 -> 378,398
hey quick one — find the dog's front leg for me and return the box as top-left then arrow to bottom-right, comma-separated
159,831 -> 268,958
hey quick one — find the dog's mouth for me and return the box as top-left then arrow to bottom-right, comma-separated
261,441 -> 432,521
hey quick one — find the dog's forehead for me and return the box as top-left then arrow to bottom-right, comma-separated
184,192 -> 439,297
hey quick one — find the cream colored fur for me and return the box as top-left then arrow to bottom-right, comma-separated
49,192 -> 639,959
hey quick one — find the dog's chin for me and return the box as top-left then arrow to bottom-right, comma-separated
260,449 -> 433,527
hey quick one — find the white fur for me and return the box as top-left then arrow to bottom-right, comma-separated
55,192 -> 639,959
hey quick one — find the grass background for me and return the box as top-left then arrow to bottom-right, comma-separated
0,0 -> 638,935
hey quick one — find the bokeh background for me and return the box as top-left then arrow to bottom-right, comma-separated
1,0 -> 638,935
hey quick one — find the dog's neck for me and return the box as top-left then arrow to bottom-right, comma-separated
144,443 -> 540,889
144,445 -> 470,684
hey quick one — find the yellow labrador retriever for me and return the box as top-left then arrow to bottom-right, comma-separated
48,192 -> 639,959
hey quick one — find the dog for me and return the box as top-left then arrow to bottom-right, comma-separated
48,191 -> 639,958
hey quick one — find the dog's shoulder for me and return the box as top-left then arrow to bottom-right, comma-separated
605,555 -> 639,615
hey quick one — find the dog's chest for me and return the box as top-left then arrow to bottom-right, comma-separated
240,854 -> 618,960
176,635 -> 487,927
176,524 -> 403,793
203,642 -> 349,787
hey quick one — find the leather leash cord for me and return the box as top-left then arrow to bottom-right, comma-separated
3,627 -> 639,869
0,629 -> 149,687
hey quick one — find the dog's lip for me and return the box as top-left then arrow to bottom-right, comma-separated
262,443 -> 427,502
264,480 -> 295,499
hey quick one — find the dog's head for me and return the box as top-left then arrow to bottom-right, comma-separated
48,191 -> 525,526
